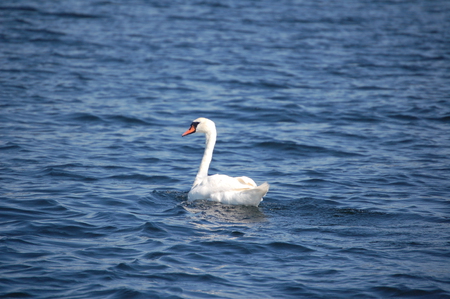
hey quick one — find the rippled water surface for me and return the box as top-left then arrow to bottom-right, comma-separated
1,0 -> 450,298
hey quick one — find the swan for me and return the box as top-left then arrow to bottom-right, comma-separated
182,117 -> 269,207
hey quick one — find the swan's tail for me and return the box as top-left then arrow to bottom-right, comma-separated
257,182 -> 270,198
239,182 -> 270,207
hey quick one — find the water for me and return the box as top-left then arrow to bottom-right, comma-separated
1,0 -> 450,298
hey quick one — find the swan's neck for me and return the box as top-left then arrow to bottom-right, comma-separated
193,129 -> 216,186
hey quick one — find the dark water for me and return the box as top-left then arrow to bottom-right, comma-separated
1,0 -> 450,298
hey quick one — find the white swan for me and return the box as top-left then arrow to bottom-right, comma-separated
182,117 -> 269,207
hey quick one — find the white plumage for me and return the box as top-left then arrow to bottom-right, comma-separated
182,117 -> 269,207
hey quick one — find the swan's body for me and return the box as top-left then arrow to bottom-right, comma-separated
182,117 -> 269,207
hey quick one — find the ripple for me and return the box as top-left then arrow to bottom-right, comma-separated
104,115 -> 154,126
0,142 -> 22,151
69,112 -> 104,123
267,241 -> 314,253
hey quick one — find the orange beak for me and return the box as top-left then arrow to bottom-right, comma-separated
182,124 -> 196,137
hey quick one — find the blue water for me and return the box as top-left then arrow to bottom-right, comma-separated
1,0 -> 450,298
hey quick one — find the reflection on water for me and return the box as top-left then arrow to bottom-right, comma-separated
183,200 -> 267,224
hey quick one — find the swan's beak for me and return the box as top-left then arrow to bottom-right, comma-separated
182,124 -> 196,137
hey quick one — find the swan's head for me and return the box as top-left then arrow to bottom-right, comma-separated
182,117 -> 215,137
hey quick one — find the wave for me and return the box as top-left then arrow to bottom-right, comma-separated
104,115 -> 153,126
46,12 -> 105,19
0,142 -> 22,151
0,5 -> 105,19
42,166 -> 98,182
106,174 -> 173,183
255,140 -> 362,157
69,112 -> 104,123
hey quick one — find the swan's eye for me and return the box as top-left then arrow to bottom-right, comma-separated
192,121 -> 200,128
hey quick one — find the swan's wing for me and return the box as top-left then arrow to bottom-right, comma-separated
234,176 -> 257,188
188,174 -> 269,206
191,174 -> 254,196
